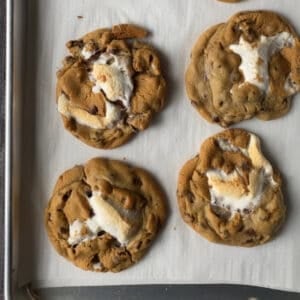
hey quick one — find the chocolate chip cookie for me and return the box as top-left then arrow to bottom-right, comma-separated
185,11 -> 300,127
177,129 -> 285,247
45,158 -> 167,272
57,24 -> 166,148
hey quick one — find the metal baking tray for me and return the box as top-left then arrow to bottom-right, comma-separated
4,0 -> 300,299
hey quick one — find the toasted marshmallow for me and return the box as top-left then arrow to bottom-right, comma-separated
229,32 -> 295,92
57,93 -> 121,129
67,191 -> 138,246
58,52 -> 133,130
68,219 -> 88,245
90,53 -> 133,108
87,191 -> 135,245
207,134 -> 277,214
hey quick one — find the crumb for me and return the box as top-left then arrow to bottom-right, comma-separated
123,157 -> 127,161
173,226 -> 176,231
77,15 -> 83,19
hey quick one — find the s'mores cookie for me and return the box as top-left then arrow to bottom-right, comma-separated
45,158 -> 167,272
56,24 -> 166,148
186,11 -> 300,127
177,129 -> 285,246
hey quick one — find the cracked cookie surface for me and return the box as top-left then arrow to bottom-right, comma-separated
56,24 -> 166,148
45,158 -> 166,272
185,11 -> 300,127
177,129 -> 285,247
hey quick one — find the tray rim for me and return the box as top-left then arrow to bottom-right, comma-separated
4,0 -> 13,299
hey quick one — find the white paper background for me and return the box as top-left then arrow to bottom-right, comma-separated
17,0 -> 300,291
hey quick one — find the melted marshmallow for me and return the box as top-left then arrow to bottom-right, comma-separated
90,53 -> 133,108
207,134 -> 277,214
217,138 -> 248,156
58,52 -> 134,130
229,32 -> 294,92
57,93 -> 121,129
68,219 -> 88,245
67,191 -> 135,246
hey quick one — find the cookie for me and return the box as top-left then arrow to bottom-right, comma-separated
45,158 -> 166,272
177,129 -> 285,247
185,11 -> 300,127
56,24 -> 166,149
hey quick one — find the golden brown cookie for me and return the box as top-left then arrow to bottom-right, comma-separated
56,24 -> 166,148
45,158 -> 167,272
177,129 -> 285,247
185,11 -> 300,127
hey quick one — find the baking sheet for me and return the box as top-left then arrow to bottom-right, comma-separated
16,0 -> 300,291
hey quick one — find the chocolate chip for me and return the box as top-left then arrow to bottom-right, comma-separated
90,105 -> 98,115
100,89 -> 108,99
135,241 -> 142,250
237,224 -> 244,232
67,39 -> 84,48
60,227 -> 68,234
132,176 -> 142,187
245,228 -> 256,236
243,208 -> 250,214
85,190 -> 92,198
200,222 -> 208,229
64,55 -> 76,64
91,254 -> 100,264
67,117 -> 77,131
89,209 -> 95,217
62,190 -> 72,202
114,240 -> 121,248
107,57 -> 115,65
114,100 -> 126,110
213,116 -> 220,123
97,230 -> 105,237
241,163 -> 250,172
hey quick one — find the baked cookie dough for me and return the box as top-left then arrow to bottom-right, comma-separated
56,24 -> 166,148
185,11 -> 300,127
177,129 -> 285,247
45,158 -> 166,272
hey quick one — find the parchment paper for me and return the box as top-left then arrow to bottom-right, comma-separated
17,0 -> 300,291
